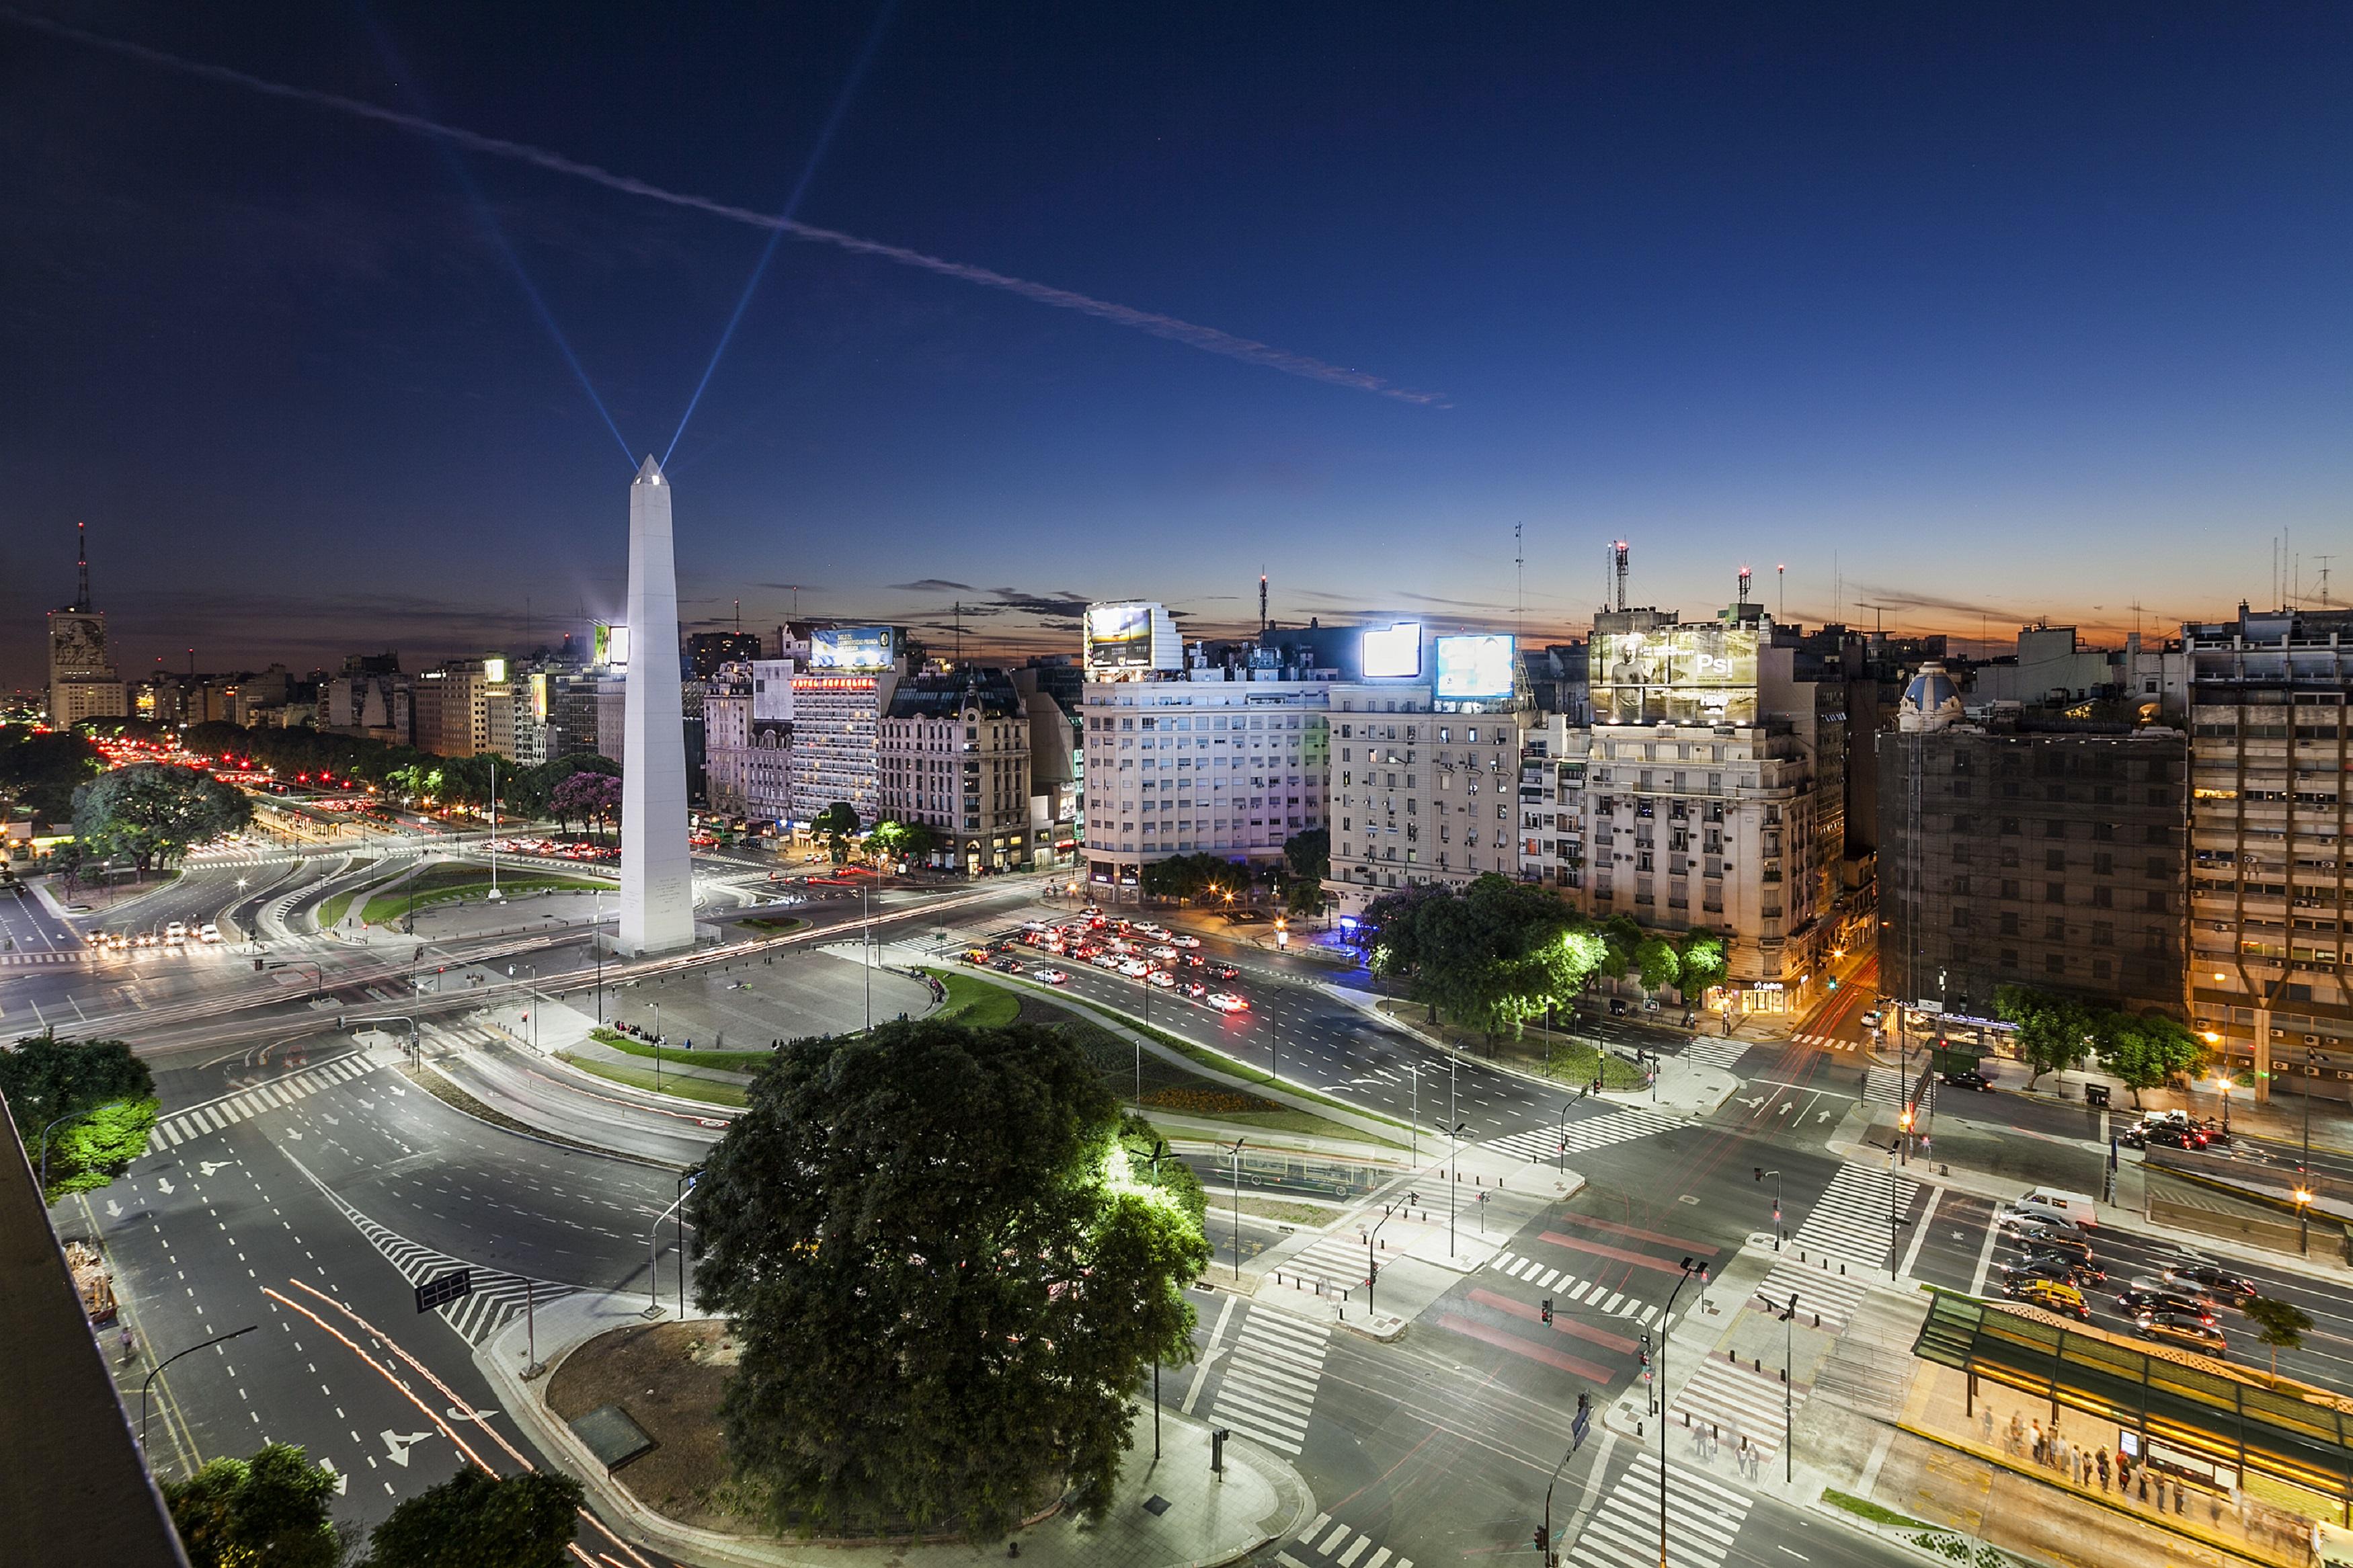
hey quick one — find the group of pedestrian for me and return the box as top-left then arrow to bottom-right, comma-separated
2005,1413 -> 2189,1514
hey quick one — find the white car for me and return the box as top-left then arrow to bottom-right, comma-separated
198,923 -> 222,944
1148,945 -> 1179,960
165,921 -> 187,943
1207,991 -> 1249,1013
1171,934 -> 1201,948
1118,958 -> 1152,977
1037,969 -> 1068,985
1147,970 -> 1176,989
1091,954 -> 1122,970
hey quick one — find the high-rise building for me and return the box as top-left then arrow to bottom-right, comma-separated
46,523 -> 126,727
789,628 -> 906,829
1877,669 -> 2187,1046
877,671 -> 1034,872
411,655 -> 516,758
2184,604 -> 2353,1106
321,654 -> 413,745
1013,659 -> 1086,864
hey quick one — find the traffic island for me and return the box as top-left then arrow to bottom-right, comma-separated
481,1290 -> 1313,1568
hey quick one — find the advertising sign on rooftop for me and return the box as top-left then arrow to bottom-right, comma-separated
1593,625 -> 1758,725
592,622 -> 629,671
1361,621 -> 1424,679
1083,601 -> 1179,676
809,626 -> 895,671
1433,634 -> 1516,700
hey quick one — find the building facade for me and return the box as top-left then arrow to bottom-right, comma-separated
46,526 -> 125,727
411,656 -> 516,759
878,673 -> 1033,871
1324,675 -> 1523,918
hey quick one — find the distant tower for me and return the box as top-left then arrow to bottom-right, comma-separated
618,457 -> 695,956
1259,572 -> 1269,636
48,520 -> 126,727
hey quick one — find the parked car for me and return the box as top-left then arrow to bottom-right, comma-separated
1939,1069 -> 1995,1092
2004,1278 -> 2090,1320
2163,1262 -> 2258,1304
1608,997 -> 1628,1016
2136,1312 -> 2229,1356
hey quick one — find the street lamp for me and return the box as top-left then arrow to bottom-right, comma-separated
1538,1438 -> 1578,1567
2214,1070 -> 2231,1134
1899,1105 -> 1915,1166
645,1179 -> 696,1318
1759,1289 -> 1798,1483
1659,1257 -> 1706,1568
141,1323 -> 257,1456
1445,1119 -> 1470,1262
2297,1188 -> 2315,1256
1755,1167 -> 1784,1251
652,1001 -> 663,1096
1225,1137 -> 1248,1280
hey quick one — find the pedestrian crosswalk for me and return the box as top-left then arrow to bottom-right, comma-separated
1486,1105 -> 1684,1163
1752,1255 -> 1873,1333
1285,1512 -> 1410,1568
1486,1250 -> 1676,1329
146,1054 -> 380,1151
1864,1063 -> 1907,1106
1678,1037 -> 1751,1071
1208,1307 -> 1330,1456
1574,1447 -> 1754,1568
1792,1161 -> 1917,1270
0,949 -> 95,966
1273,1229 -> 1372,1292
1668,1351 -> 1792,1462
1789,1031 -> 1859,1051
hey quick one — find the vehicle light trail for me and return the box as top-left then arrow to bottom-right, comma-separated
6,7 -> 1444,407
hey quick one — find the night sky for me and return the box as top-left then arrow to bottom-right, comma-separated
3,3 -> 2349,690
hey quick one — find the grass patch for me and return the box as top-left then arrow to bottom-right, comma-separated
318,889 -> 357,929
1232,1195 -> 1342,1226
1128,1017 -> 1410,1139
589,1028 -> 773,1073
557,1051 -> 748,1108
1821,1490 -> 1929,1530
361,864 -> 609,923
919,967 -> 1023,1028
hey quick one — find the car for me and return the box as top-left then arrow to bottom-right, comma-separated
1183,981 -> 1207,999
1183,952 -> 1208,968
2141,1124 -> 2210,1151
1997,1207 -> 2083,1240
1139,924 -> 1172,940
2117,1285 -> 2217,1323
198,923 -> 222,943
992,958 -> 1023,975
1860,1008 -> 1884,1029
2005,1253 -> 2104,1288
1147,970 -> 1176,989
1118,959 -> 1151,977
1207,992 -> 1249,1013
2004,1278 -> 2089,1319
2016,1232 -> 2096,1266
1208,963 -> 1240,981
1940,1069 -> 1995,1092
1091,954 -> 1121,970
134,931 -> 158,948
2136,1312 -> 2228,1356
1171,934 -> 1201,948
1037,969 -> 1069,985
1148,945 -> 1179,960
1608,997 -> 1629,1016
2163,1262 -> 2258,1303
165,921 -> 187,944
1227,909 -> 1267,924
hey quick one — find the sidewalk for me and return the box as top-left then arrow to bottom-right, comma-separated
478,1291 -> 1310,1568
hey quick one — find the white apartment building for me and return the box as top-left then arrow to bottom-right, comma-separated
1324,685 -> 1523,919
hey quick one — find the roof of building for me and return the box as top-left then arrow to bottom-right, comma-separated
885,673 -> 1022,721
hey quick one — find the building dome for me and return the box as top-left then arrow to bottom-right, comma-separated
1899,660 -> 1964,732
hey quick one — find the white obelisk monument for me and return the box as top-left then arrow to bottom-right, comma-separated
618,454 -> 694,954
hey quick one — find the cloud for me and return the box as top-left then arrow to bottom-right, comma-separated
1849,583 -> 2020,620
986,587 -> 1092,625
887,578 -> 975,593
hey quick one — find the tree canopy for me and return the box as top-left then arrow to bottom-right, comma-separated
1360,874 -> 1607,1038
1676,927 -> 1728,993
164,1442 -> 342,1568
809,801 -> 860,863
0,727 -> 104,821
688,1016 -> 1209,1542
1995,985 -> 2205,1099
2100,1012 -> 2208,1108
71,764 -> 252,871
2243,1295 -> 2315,1383
359,1467 -> 582,1568
868,819 -> 939,866
1138,851 -> 1243,902
0,1035 -> 159,1200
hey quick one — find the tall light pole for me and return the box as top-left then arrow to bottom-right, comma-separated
1539,1441 -> 1577,1567
1759,1289 -> 1798,1482
1755,1167 -> 1784,1251
485,755 -> 502,901
1659,1257 -> 1704,1568
1445,1119 -> 1469,1261
1226,1137 -> 1248,1279
861,884 -> 872,1033
141,1324 -> 257,1456
652,1001 -> 663,1096
646,1182 -> 694,1317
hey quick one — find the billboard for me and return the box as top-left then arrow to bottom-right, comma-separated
1592,625 -> 1759,725
593,622 -> 629,670
1361,621 -> 1424,679
810,626 -> 895,670
1085,602 -> 1156,669
1433,634 -> 1516,700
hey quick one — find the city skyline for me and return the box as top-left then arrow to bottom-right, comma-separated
5,3 -> 2348,687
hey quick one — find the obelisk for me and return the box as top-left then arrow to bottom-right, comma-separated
618,454 -> 694,954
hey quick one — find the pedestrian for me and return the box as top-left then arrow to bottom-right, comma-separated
2138,1472 -> 2150,1503
117,1325 -> 136,1361
2031,1421 -> 2045,1464
2098,1449 -> 2109,1490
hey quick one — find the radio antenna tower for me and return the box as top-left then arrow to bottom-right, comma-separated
1513,522 -> 1525,639
1612,540 -> 1630,614
1259,571 -> 1269,636
1738,565 -> 1752,608
73,521 -> 91,612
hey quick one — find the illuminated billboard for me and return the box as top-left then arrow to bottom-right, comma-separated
593,623 -> 630,670
483,656 -> 507,686
1433,634 -> 1516,700
1592,626 -> 1759,725
1361,621 -> 1424,679
810,626 -> 895,671
1084,601 -> 1179,676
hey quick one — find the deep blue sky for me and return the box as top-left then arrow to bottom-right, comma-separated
3,2 -> 2348,688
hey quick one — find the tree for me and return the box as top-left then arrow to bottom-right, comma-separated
2243,1295 -> 2315,1383
1362,875 -> 1607,1042
1139,852 -> 1237,902
165,1442 -> 343,1568
71,764 -> 253,874
2100,1013 -> 2207,1108
0,727 -> 104,821
809,800 -> 860,864
1634,936 -> 1681,993
1593,913 -> 1642,980
867,819 -> 938,868
1677,927 -> 1728,994
359,1467 -> 582,1568
1995,985 -> 2096,1089
0,1035 -> 159,1201
549,772 -> 621,844
688,1016 -> 1210,1542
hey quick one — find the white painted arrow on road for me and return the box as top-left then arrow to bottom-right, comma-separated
1817,1108 -> 1834,1122
444,1406 -> 501,1422
381,1430 -> 431,1467
199,1161 -> 236,1176
1776,1102 -> 1792,1116
282,1130 -> 303,1141
1741,1096 -> 1766,1111
317,1458 -> 348,1495
321,1114 -> 340,1126
154,1176 -> 175,1194
105,1199 -> 122,1218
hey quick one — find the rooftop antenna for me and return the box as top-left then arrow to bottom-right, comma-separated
733,597 -> 742,634
187,647 -> 195,677
1259,571 -> 1269,636
73,520 -> 91,612
2319,556 -> 2336,609
1513,522 -> 1525,641
1777,563 -> 1786,621
1737,564 -> 1752,608
954,600 -> 963,667
1612,540 -> 1630,614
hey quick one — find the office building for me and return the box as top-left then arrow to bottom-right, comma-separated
46,524 -> 126,727
411,655 -> 516,759
321,654 -> 413,745
877,671 -> 1033,871
789,627 -> 907,828
1013,659 -> 1086,864
687,630 -> 764,679
2184,605 -> 2353,1104
1878,669 -> 2187,1040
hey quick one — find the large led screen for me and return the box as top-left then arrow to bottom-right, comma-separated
1433,634 -> 1515,699
1361,621 -> 1424,679
810,626 -> 895,670
1592,626 -> 1759,725
1084,603 -> 1156,669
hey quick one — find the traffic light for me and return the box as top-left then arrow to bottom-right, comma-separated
1533,1526 -> 1549,1554
1639,1331 -> 1652,1366
1577,1392 -> 1591,1416
1754,1167 -> 1763,1182
1829,977 -> 1839,990
1542,1297 -> 1554,1325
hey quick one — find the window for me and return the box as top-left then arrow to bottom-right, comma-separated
2091,921 -> 2113,946
2045,819 -> 2067,839
2145,890 -> 2169,912
2091,885 -> 2112,908
2046,882 -> 2065,904
1999,911 -> 2020,936
2093,821 -> 2114,841
2045,953 -> 2067,974
2044,916 -> 2066,941
2091,851 -> 2113,875
1950,905 -> 1972,929
2092,958 -> 2112,981
2046,850 -> 2067,872
2000,817 -> 2021,836
1999,878 -> 2021,901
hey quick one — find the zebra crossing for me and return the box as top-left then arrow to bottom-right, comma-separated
147,1053 -> 381,1151
0,948 -> 94,966
1677,1036 -> 1751,1071
1668,1351 -> 1793,1460
1574,1447 -> 1755,1568
1207,1307 -> 1330,1456
1285,1512 -> 1410,1568
1273,1229 -> 1372,1292
1788,1031 -> 1859,1051
1486,1249 -> 1677,1329
1748,1163 -> 1919,1329
1486,1105 -> 1683,1163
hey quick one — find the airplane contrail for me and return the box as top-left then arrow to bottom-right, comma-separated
5,8 -> 1446,407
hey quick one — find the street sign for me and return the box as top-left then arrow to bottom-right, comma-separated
1571,1403 -> 1592,1451
1915,999 -> 1945,1014
415,1268 -> 473,1313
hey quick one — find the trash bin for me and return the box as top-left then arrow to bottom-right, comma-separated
2085,1084 -> 2111,1108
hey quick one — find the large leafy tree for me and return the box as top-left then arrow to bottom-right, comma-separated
1994,985 -> 2097,1089
2243,1295 -> 2315,1383
1634,936 -> 1682,992
360,1467 -> 582,1568
1677,927 -> 1728,993
867,819 -> 939,866
0,1035 -> 159,1200
809,800 -> 860,864
1362,874 -> 1606,1040
1138,851 -> 1238,901
688,1017 -> 1210,1542
164,1443 -> 342,1568
71,764 -> 253,872
2100,1012 -> 2208,1108
0,727 -> 104,821
549,772 -> 621,843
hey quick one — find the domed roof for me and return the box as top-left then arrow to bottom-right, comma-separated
1899,660 -> 1964,731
